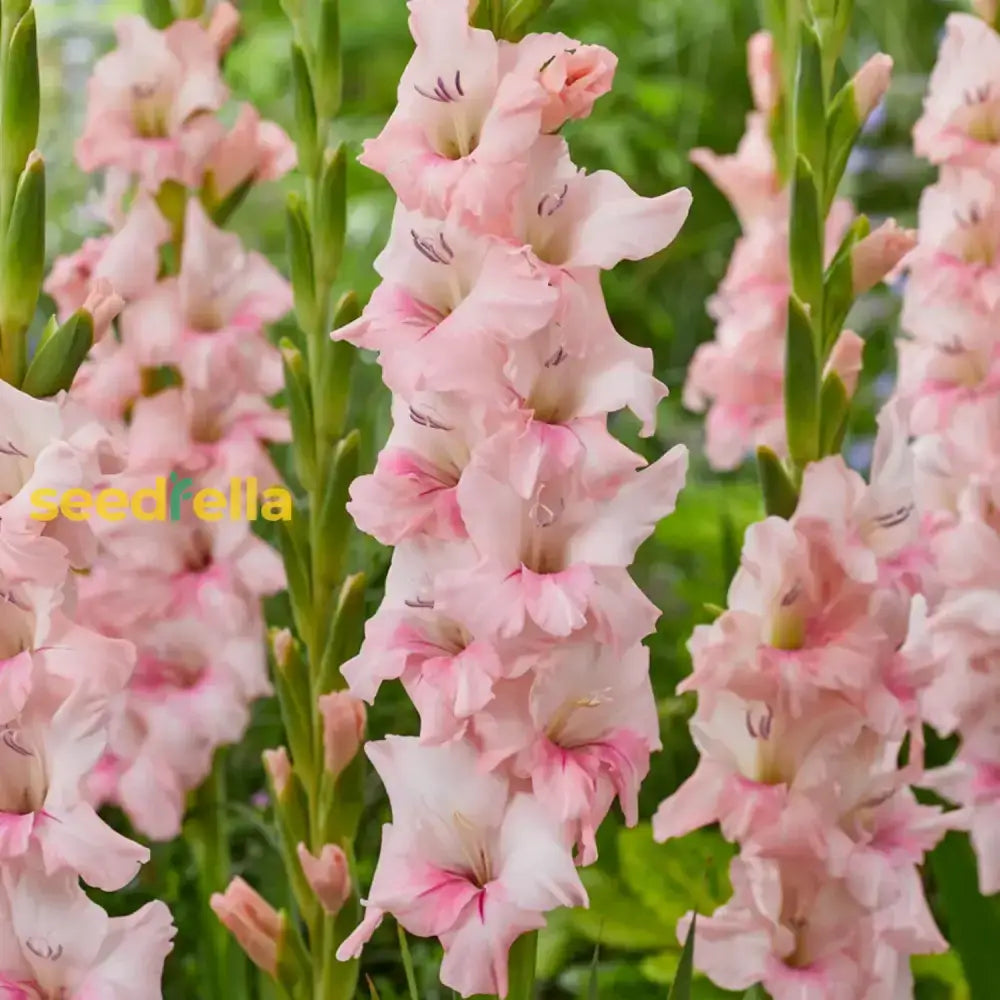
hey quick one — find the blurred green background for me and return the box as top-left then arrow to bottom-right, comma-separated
36,0 -> 972,997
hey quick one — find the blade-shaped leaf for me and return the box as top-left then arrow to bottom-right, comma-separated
784,295 -> 820,467
667,914 -> 696,1000
929,831 -> 1000,998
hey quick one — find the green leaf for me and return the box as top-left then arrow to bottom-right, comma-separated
314,0 -> 342,123
568,868 -> 675,950
789,157 -> 823,313
22,309 -> 92,398
142,0 -> 176,28
498,0 -> 556,40
743,987 -> 769,1000
929,832 -> 1000,999
617,826 -> 734,929
824,77 -> 862,213
315,144 -> 347,287
667,915 -> 695,1000
784,295 -> 820,467
318,572 -> 367,695
315,429 -> 360,592
207,174 -> 255,227
818,371 -> 850,456
285,194 -> 317,337
0,152 -> 44,343
1,7 -> 39,189
291,43 -> 318,176
588,942 -> 601,1000
793,24 -> 826,183
280,338 -> 316,492
756,445 -> 799,518
820,217 -> 866,352
366,976 -> 382,1000
506,931 -> 538,1000
397,923 -> 419,1000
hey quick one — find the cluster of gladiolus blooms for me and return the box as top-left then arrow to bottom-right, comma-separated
0,385 -> 176,991
683,32 -> 897,471
654,32 -> 979,1000
44,5 -> 295,842
329,0 -> 693,994
654,399 -> 960,1000
894,11 -> 1000,899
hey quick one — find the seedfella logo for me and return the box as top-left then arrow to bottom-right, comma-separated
30,473 -> 293,523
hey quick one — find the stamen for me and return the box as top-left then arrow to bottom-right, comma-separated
537,184 -> 570,217
404,597 -> 435,610
1,729 -> 32,757
544,347 -> 567,368
25,938 -> 63,962
408,406 -> 452,432
0,440 -> 28,458
873,503 -> 915,529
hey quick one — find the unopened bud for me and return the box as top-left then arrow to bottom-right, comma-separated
270,627 -> 294,671
747,31 -> 779,114
82,278 -> 124,342
208,2 -> 241,55
851,219 -> 916,294
296,843 -> 351,915
824,330 -> 865,397
210,878 -> 280,977
318,691 -> 365,779
973,0 -> 999,25
852,53 -> 893,123
263,747 -> 292,797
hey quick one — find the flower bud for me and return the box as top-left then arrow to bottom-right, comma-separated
210,878 -> 280,977
747,31 -> 778,114
973,0 -> 999,25
850,219 -> 916,295
852,53 -> 893,124
824,330 -> 864,397
538,44 -> 617,132
208,2 -> 241,55
82,278 -> 123,342
263,747 -> 292,797
318,691 -> 365,779
270,627 -> 293,672
296,842 -> 351,915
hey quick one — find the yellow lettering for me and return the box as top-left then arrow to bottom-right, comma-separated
261,487 -> 293,522
193,489 -> 226,522
62,488 -> 92,522
30,488 -> 59,521
132,477 -> 167,521
96,488 -> 128,522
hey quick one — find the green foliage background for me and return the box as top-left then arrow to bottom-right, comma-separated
34,0 -> 979,997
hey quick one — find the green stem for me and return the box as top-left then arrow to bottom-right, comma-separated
507,931 -> 538,1000
187,754 -> 238,1000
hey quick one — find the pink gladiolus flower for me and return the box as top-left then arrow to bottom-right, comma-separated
0,869 -> 175,1000
913,14 -> 1000,171
76,16 -> 229,189
337,738 -> 586,998
204,104 -> 297,201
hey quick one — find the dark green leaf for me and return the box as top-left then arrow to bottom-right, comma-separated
756,445 -> 799,519
291,43 -> 318,176
789,157 -> 823,313
22,309 -> 91,398
1,8 -> 39,187
667,915 -> 695,1000
929,832 -> 1000,999
784,295 -> 820,467
794,24 -> 826,182
285,194 -> 317,337
819,371 -> 850,457
314,0 -> 342,122
142,0 -> 176,28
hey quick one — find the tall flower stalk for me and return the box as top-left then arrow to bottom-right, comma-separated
0,0 -> 175,995
328,0 -> 693,996
655,3 -> 949,998
219,0 -> 371,998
